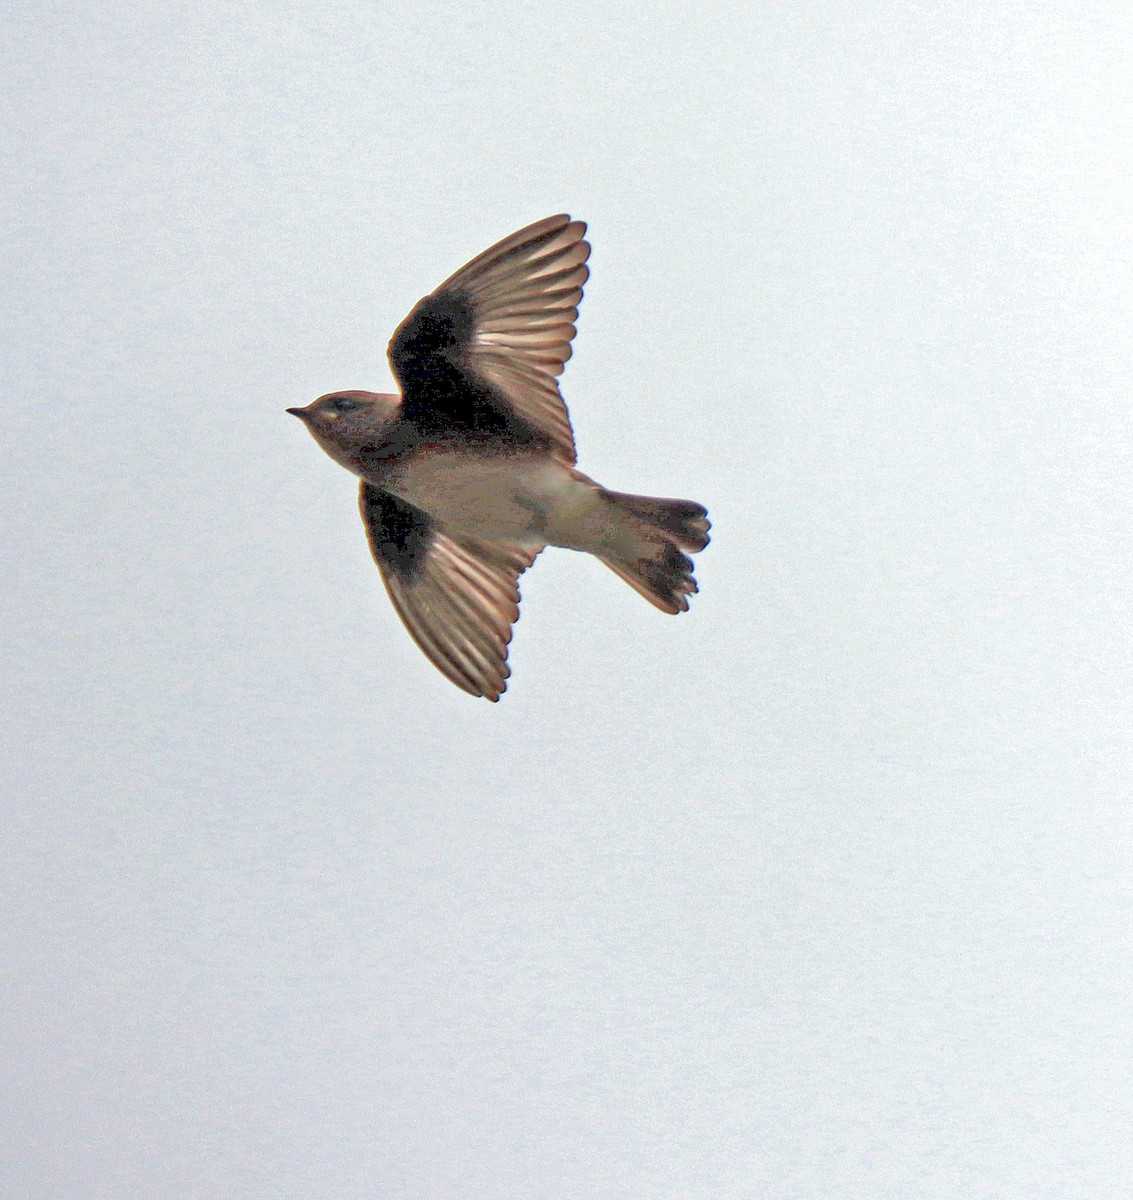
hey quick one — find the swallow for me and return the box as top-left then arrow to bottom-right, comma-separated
288,214 -> 709,700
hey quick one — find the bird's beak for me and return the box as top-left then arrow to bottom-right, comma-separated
286,406 -> 311,421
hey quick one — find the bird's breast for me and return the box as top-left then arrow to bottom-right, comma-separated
381,449 -> 586,543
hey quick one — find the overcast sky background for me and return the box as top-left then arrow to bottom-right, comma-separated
3,2 -> 1131,1197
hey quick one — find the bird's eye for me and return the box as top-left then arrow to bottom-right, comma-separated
329,395 -> 361,413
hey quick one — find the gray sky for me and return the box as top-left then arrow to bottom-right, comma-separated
3,2 -> 1131,1197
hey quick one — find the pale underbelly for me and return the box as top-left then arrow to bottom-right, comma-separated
383,452 -> 601,546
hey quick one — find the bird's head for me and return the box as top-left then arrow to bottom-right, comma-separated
287,391 -> 400,473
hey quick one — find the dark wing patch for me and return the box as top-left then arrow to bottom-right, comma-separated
358,484 -> 431,582
388,291 -> 477,386
388,214 -> 589,464
386,290 -> 539,448
359,483 -> 541,701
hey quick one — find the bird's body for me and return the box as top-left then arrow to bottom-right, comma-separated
384,449 -> 591,547
289,215 -> 709,700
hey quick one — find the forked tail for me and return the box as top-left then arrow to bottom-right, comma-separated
596,491 -> 711,614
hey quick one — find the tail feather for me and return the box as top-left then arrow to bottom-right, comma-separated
596,491 -> 710,614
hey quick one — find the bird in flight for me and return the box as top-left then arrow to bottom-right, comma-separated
289,214 -> 709,700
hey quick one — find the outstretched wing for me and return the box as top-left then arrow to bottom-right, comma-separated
359,483 -> 541,701
387,214 -> 589,464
